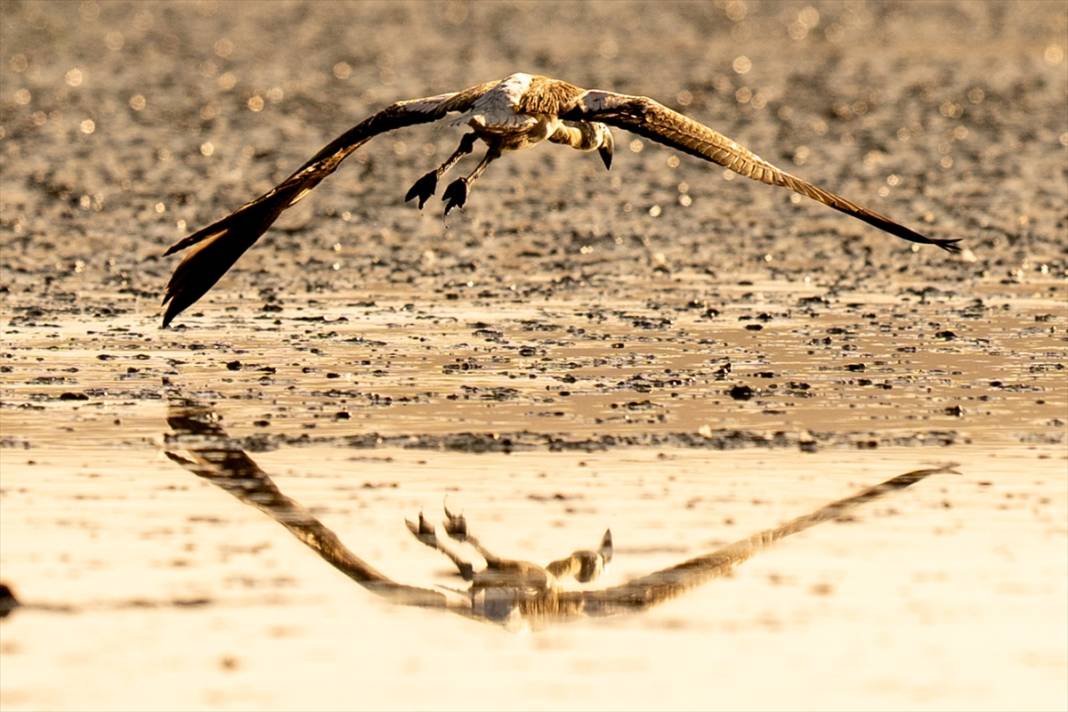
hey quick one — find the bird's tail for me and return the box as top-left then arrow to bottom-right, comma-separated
160,182 -> 308,328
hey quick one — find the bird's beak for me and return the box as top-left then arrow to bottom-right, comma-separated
598,130 -> 614,171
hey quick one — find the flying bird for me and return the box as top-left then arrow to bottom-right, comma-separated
161,73 -> 960,327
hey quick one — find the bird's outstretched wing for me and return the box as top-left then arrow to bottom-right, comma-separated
561,91 -> 961,253
160,81 -> 496,327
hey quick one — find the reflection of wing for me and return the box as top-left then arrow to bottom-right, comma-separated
161,81 -> 496,327
572,465 -> 954,616
561,91 -> 960,253
161,394 -> 949,627
164,400 -> 453,609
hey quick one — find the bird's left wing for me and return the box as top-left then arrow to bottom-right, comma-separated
161,81 -> 496,327
561,91 -> 960,253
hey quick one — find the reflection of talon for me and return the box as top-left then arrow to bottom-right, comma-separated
442,178 -> 469,215
405,512 -> 438,546
404,171 -> 438,209
443,504 -> 468,542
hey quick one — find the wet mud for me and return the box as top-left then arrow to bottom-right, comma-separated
1,1 -> 1066,710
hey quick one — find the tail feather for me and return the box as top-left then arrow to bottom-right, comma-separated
161,184 -> 299,327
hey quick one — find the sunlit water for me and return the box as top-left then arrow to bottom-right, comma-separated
1,286 -> 1065,710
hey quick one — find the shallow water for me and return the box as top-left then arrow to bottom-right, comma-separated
1,437 -> 1065,710
2,285 -> 1065,709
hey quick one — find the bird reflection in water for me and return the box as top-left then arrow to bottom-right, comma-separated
164,396 -> 953,629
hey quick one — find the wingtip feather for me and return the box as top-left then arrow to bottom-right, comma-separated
161,290 -> 181,328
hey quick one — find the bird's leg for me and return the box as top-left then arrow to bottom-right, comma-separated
405,512 -> 475,580
405,132 -> 479,209
442,144 -> 501,215
549,120 -> 613,170
545,529 -> 613,583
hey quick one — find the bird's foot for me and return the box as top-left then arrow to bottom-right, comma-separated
442,178 -> 469,215
404,171 -> 438,209
443,504 -> 468,542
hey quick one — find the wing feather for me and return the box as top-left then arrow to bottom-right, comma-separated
562,91 -> 960,253
160,81 -> 496,327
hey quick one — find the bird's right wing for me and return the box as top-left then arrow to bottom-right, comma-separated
160,81 -> 496,327
561,90 -> 960,254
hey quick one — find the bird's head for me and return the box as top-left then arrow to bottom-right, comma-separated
595,123 -> 614,170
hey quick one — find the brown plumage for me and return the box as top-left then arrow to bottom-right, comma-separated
161,80 -> 495,326
162,73 -> 960,327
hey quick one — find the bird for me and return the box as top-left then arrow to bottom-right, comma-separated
160,72 -> 960,327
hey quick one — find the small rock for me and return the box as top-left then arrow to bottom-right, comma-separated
728,385 -> 754,400
0,583 -> 19,618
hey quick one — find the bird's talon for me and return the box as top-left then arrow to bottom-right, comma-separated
442,179 -> 469,215
405,172 -> 438,209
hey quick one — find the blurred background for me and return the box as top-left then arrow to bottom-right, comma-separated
1,0 -> 1065,299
